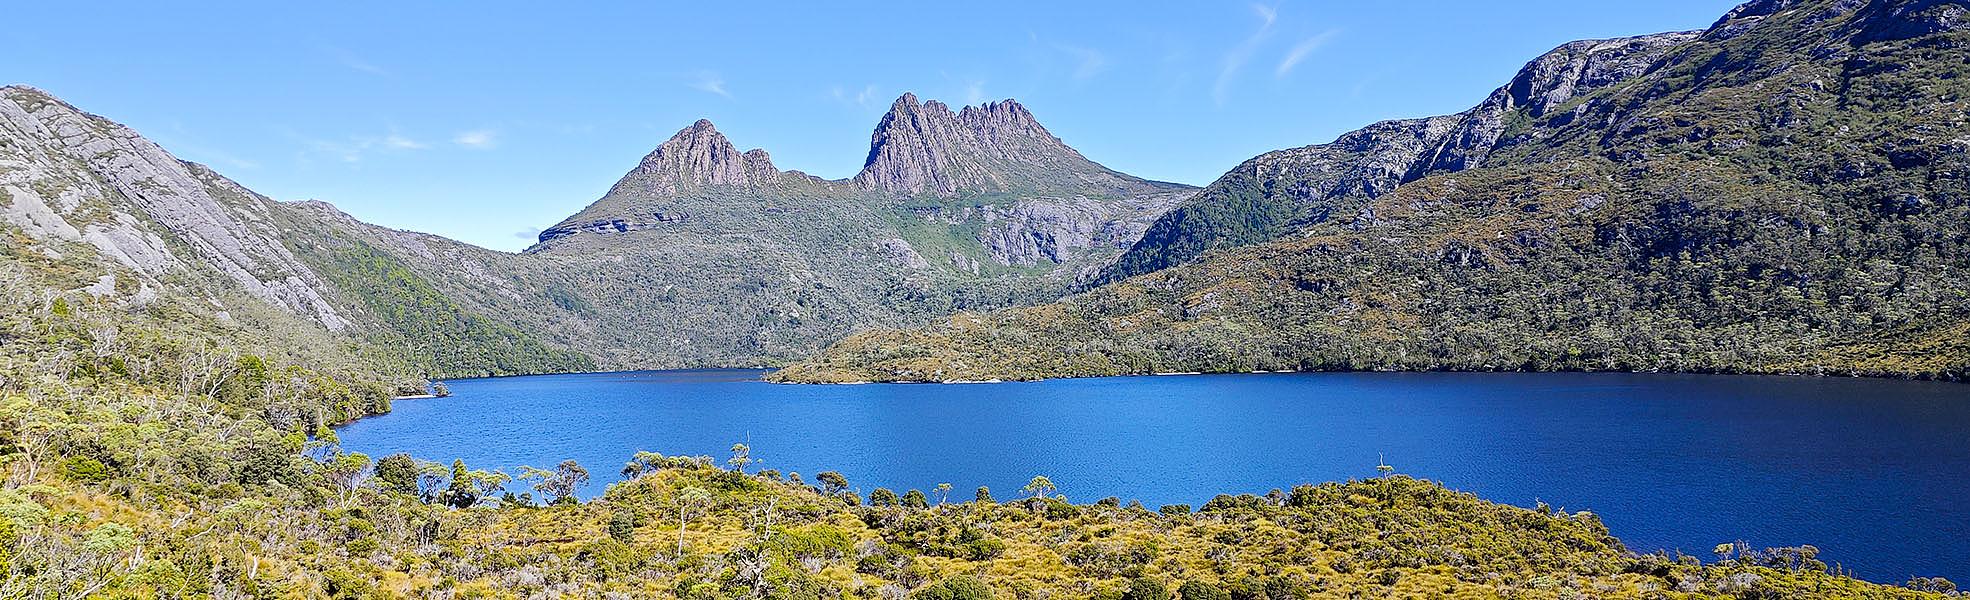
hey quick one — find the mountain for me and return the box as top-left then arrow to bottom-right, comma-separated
772,0 -> 1970,383
520,95 -> 1191,367
3,86 -> 1190,373
1099,31 -> 1700,283
0,85 -> 592,379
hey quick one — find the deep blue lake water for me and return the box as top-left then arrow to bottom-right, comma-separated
336,370 -> 1970,582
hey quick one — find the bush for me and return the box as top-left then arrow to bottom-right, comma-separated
62,457 -> 111,482
1123,578 -> 1170,600
609,512 -> 638,542
1178,581 -> 1230,600
914,576 -> 992,600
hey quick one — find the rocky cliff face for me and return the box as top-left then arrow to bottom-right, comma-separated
1,85 -> 595,377
614,119 -> 788,195
853,93 -> 1160,197
0,85 -> 351,329
1101,31 -> 1698,283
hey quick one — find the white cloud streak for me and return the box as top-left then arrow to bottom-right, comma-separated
453,129 -> 498,149
1214,3 -> 1279,106
1057,45 -> 1108,80
1275,29 -> 1341,78
689,73 -> 732,98
831,84 -> 883,107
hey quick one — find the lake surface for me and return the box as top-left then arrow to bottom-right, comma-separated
337,370 -> 1970,582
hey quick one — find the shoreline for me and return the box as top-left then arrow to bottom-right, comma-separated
760,364 -> 1969,386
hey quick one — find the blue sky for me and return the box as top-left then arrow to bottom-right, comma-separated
3,1 -> 1741,251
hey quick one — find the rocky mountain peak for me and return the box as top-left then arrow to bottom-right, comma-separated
620,119 -> 779,195
1706,0 -> 1966,43
854,93 -> 1114,196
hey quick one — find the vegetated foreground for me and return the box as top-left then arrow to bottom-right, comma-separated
0,273 -> 1954,597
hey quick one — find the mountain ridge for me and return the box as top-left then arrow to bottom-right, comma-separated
773,0 -> 1970,384
1096,29 -> 1703,284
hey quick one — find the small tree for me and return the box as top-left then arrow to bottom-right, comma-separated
975,486 -> 994,503
675,486 -> 712,556
520,459 -> 590,505
321,452 -> 370,505
902,489 -> 930,509
816,471 -> 849,495
868,488 -> 900,507
1023,476 -> 1056,501
441,460 -> 478,508
727,443 -> 752,473
372,453 -> 420,496
413,460 -> 451,503
934,483 -> 953,506
467,468 -> 510,501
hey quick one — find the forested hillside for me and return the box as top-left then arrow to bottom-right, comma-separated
774,0 -> 1970,383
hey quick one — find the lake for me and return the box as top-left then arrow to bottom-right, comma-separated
336,370 -> 1970,582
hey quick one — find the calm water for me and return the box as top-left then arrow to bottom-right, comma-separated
337,370 -> 1970,582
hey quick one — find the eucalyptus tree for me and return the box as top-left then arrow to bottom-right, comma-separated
520,459 -> 590,505
320,451 -> 371,506
816,471 -> 849,495
727,443 -> 752,473
1023,475 -> 1056,500
675,486 -> 713,556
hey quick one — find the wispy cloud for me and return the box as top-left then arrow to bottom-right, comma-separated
326,46 -> 389,76
963,80 -> 987,104
514,227 -> 542,240
689,72 -> 732,98
831,84 -> 883,107
1275,29 -> 1341,78
453,129 -> 498,149
1214,3 -> 1279,106
301,130 -> 427,163
1056,44 -> 1108,80
382,134 -> 426,150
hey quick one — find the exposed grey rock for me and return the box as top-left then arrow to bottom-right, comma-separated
1103,30 -> 1699,282
875,238 -> 929,269
853,93 -> 1174,198
0,85 -> 350,330
612,119 -> 782,196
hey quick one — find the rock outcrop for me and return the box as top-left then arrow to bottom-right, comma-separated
612,119 -> 784,195
0,85 -> 351,329
853,93 -> 1164,197
1102,31 -> 1699,283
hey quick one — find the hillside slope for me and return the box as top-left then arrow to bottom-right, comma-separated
774,0 -> 1970,383
521,95 -> 1192,367
1098,31 -> 1700,283
0,85 -> 591,379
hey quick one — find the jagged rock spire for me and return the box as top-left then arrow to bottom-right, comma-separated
618,119 -> 779,195
853,92 -> 1112,196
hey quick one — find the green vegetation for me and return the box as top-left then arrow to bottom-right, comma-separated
774,0 -> 1970,384
0,207 -> 1952,598
5,1 -> 1968,597
286,237 -> 594,379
